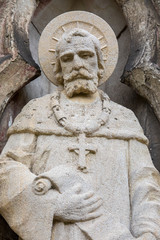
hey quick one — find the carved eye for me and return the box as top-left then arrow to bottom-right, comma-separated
79,51 -> 94,59
61,54 -> 73,62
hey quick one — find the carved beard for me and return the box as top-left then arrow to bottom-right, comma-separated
63,68 -> 98,97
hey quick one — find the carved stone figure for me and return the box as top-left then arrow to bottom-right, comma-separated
0,11 -> 160,240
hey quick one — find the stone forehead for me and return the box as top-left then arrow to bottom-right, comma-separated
56,32 -> 97,54
60,28 -> 99,43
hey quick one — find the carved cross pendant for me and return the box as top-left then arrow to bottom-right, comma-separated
68,133 -> 97,171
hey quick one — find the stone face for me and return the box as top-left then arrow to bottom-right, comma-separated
38,11 -> 118,86
0,11 -> 160,240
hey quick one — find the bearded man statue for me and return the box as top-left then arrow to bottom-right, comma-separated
0,11 -> 160,240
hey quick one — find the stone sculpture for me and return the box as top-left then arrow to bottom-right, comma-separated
0,11 -> 160,240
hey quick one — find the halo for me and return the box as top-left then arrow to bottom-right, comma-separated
38,11 -> 118,86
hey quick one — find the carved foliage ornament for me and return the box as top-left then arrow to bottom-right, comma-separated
38,11 -> 118,86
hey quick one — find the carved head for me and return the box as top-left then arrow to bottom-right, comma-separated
54,28 -> 104,97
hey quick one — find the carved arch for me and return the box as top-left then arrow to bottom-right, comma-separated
116,0 -> 160,121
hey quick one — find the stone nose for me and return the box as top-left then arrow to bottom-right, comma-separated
73,54 -> 83,69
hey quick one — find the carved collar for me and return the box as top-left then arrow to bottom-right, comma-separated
50,90 -> 111,135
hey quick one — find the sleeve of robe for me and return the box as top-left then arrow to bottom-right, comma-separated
129,139 -> 160,239
0,133 -> 58,240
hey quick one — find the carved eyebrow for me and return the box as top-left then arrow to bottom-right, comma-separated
60,51 -> 74,58
77,50 -> 95,58
60,52 -> 74,62
77,49 -> 95,55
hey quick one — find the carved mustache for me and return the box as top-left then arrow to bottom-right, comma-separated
63,68 -> 94,83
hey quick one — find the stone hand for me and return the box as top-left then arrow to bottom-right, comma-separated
54,184 -> 103,223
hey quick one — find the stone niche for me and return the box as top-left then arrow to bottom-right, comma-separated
0,0 -> 160,239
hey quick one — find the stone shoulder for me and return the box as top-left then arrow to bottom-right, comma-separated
8,94 -> 55,135
21,94 -> 52,112
110,100 -> 137,120
8,93 -> 147,144
15,94 -> 52,119
108,100 -> 144,133
22,94 -> 140,129
13,93 -> 138,125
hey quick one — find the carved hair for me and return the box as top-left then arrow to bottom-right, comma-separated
54,28 -> 105,85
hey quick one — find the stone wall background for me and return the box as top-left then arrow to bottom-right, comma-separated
0,0 -> 160,239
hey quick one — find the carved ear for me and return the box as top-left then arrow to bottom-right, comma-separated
98,69 -> 104,81
54,59 -> 64,84
98,61 -> 104,71
95,45 -> 105,73
55,72 -> 64,85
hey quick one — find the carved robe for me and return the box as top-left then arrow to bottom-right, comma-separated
0,91 -> 160,240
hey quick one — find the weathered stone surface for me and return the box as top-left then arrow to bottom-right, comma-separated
0,0 -> 160,239
116,0 -> 160,122
0,0 -> 40,118
104,25 -> 160,172
0,1 -> 41,239
0,91 -> 26,153
0,12 -> 160,240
